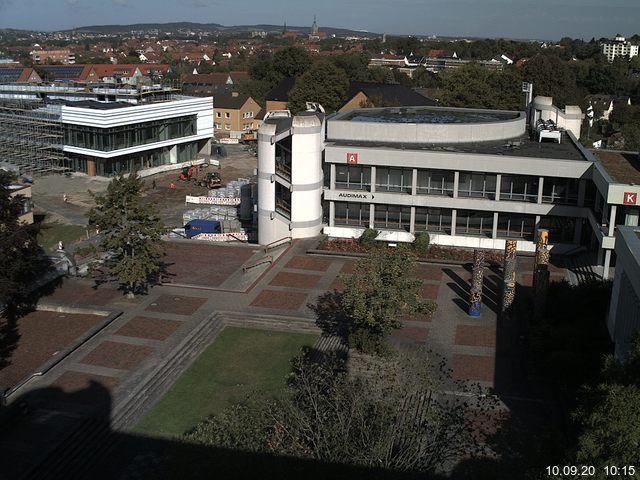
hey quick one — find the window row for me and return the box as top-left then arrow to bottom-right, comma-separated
333,202 -> 577,242
332,166 -> 580,206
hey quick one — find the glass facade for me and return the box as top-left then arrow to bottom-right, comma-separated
373,204 -> 411,231
539,216 -> 576,243
500,175 -> 539,203
376,167 -> 412,193
458,172 -> 497,199
275,183 -> 291,219
542,177 -> 579,205
334,202 -> 370,226
497,213 -> 535,239
456,209 -> 494,237
416,169 -> 454,196
275,137 -> 292,181
65,115 -> 197,152
414,207 -> 452,233
335,165 -> 371,190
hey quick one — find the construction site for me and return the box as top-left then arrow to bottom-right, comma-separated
0,98 -> 67,176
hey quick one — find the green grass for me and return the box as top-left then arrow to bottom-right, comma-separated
37,221 -> 87,253
134,327 -> 317,438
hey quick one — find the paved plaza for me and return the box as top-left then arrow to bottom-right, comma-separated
0,238 -> 570,479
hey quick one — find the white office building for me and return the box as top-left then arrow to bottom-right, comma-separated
601,35 -> 639,62
257,98 -> 640,279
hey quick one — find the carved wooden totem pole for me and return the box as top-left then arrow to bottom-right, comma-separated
468,249 -> 485,317
533,229 -> 550,321
501,239 -> 518,317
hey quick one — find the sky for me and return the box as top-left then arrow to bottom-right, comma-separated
0,0 -> 638,41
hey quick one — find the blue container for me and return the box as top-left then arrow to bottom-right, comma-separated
468,301 -> 481,317
184,219 -> 221,238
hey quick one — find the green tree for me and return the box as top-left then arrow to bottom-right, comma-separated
287,59 -> 349,113
342,247 -> 436,355
0,172 -> 45,315
88,173 -> 165,297
272,46 -> 312,78
523,54 -> 579,107
186,349 -> 488,474
572,335 -> 640,476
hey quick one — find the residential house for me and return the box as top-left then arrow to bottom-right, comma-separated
265,77 -> 296,112
339,82 -> 437,111
8,184 -> 33,225
31,48 -> 75,65
214,91 -> 261,139
0,66 -> 42,83
586,94 -> 632,121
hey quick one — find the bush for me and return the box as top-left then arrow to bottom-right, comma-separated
359,228 -> 378,247
413,232 -> 430,256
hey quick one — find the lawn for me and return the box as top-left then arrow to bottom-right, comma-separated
134,327 -> 317,437
37,221 -> 87,252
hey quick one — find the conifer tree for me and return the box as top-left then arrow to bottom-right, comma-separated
89,172 -> 165,297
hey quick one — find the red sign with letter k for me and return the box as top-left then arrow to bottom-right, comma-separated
623,192 -> 637,205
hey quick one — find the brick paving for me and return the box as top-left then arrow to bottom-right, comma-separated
285,255 -> 332,272
415,264 -> 444,281
116,316 -> 182,341
250,289 -> 308,310
79,341 -> 155,370
451,353 -> 495,382
51,371 -> 121,403
0,311 -> 104,389
269,271 -> 321,289
144,294 -> 207,316
37,278 -> 121,306
454,325 -> 497,348
421,283 -> 440,300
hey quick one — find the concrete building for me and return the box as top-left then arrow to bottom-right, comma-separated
257,100 -> 640,279
30,48 -> 75,65
601,35 -> 639,63
607,225 -> 640,359
0,84 -> 213,176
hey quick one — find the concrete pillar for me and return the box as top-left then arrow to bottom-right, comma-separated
369,203 -> 375,229
330,163 -> 336,190
453,171 -> 459,198
603,249 -> 612,280
410,206 -> 416,234
329,201 -> 335,227
534,215 -> 541,232
495,174 -> 501,201
625,208 -> 639,227
370,166 -> 376,193
468,249 -> 485,317
451,209 -> 457,236
411,168 -> 417,196
537,176 -> 544,204
492,212 -> 498,239
608,204 -> 617,237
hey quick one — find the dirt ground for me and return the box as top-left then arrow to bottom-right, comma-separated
30,143 -> 257,229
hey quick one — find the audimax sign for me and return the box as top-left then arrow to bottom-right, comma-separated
337,192 -> 374,200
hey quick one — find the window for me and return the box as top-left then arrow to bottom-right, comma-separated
415,207 -> 452,233
539,216 -> 576,243
215,123 -> 221,129
496,214 -> 535,240
374,204 -> 411,231
458,171 -> 497,199
224,112 -> 230,119
334,202 -> 370,226
275,137 -> 292,180
500,175 -> 539,203
456,209 -> 493,237
416,169 -> 454,196
225,124 -> 231,130
542,177 -> 579,205
376,167 -> 412,193
335,165 -> 371,191
216,111 -> 221,118
275,183 -> 291,219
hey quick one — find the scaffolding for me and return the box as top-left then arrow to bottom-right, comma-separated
0,98 -> 68,175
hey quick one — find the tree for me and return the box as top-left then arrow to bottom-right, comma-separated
88,173 -> 165,297
287,59 -> 349,113
523,54 -> 579,107
341,247 -> 436,355
0,171 -> 45,315
272,47 -> 312,78
572,335 -> 640,476
186,349 -> 490,474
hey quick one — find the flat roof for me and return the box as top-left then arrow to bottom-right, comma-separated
592,150 -> 640,184
340,107 -> 520,124
328,133 -> 586,161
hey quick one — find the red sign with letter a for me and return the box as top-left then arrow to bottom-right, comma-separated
623,192 -> 637,205
346,152 -> 358,164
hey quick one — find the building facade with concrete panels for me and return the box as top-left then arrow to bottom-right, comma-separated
607,226 -> 640,359
257,102 -> 640,279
